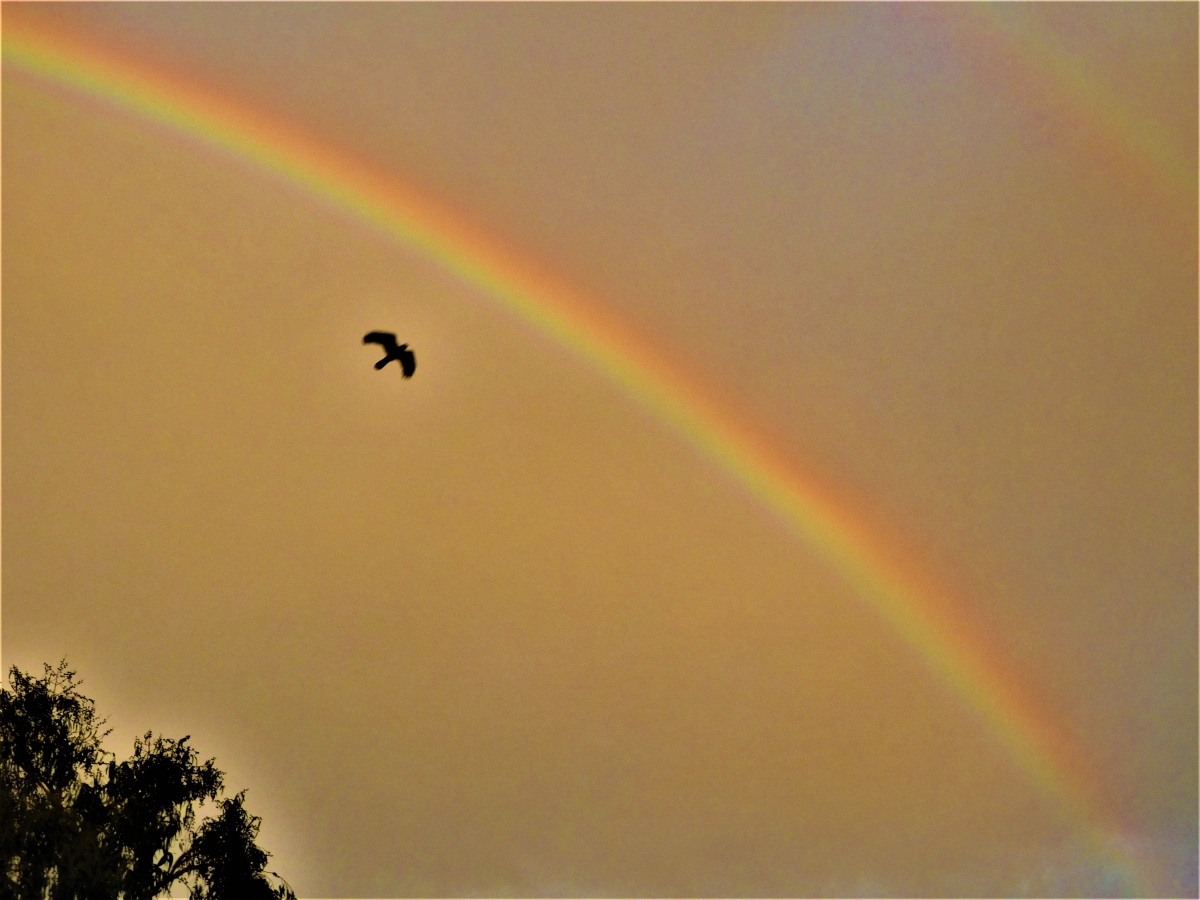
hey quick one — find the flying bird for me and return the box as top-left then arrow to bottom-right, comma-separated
363,331 -> 416,377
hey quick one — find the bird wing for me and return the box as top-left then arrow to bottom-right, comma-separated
400,347 -> 416,378
363,331 -> 398,351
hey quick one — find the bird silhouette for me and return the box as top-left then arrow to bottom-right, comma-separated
363,331 -> 416,377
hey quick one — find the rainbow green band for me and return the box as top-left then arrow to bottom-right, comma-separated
4,16 -> 1157,894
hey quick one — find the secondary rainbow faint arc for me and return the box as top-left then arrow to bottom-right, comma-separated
963,4 -> 1194,206
2,20 -> 1143,892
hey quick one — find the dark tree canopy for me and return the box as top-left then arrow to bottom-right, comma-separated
0,662 -> 294,900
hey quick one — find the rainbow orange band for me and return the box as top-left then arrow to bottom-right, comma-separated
3,15 -> 1153,894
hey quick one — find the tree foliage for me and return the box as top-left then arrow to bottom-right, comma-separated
0,662 -> 294,900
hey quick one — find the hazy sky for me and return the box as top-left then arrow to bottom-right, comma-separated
3,4 -> 1196,897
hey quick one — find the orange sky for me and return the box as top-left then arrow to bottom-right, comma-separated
2,4 -> 1195,897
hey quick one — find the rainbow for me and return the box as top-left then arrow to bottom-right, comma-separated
959,5 -> 1195,211
2,15 -> 1155,894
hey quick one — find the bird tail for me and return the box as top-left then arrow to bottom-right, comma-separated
375,357 -> 390,370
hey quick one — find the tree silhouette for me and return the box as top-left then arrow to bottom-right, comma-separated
0,662 -> 294,900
